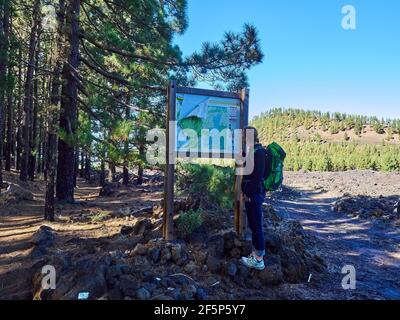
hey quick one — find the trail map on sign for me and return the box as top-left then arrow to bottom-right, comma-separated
176,93 -> 241,155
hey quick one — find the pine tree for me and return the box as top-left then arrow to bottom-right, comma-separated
0,0 -> 11,190
20,0 -> 41,182
45,0 -> 66,221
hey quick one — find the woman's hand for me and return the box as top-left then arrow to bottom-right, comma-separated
243,195 -> 251,203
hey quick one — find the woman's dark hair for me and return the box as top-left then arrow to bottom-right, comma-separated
243,126 -> 259,143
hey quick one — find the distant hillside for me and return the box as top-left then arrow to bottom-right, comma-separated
251,108 -> 400,172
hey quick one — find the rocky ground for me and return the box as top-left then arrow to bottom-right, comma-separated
284,170 -> 400,198
283,170 -> 400,225
0,170 -> 399,300
273,170 -> 400,299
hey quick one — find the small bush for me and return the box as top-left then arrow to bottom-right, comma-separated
90,210 -> 109,223
177,209 -> 203,238
176,163 -> 234,209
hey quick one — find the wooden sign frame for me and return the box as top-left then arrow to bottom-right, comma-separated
163,81 -> 249,240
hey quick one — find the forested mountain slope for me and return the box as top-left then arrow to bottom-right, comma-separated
251,108 -> 400,172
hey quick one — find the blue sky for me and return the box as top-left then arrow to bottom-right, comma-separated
174,0 -> 400,120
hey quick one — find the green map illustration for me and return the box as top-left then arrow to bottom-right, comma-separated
176,94 -> 241,153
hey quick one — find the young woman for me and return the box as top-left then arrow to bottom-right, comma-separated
240,126 -> 267,270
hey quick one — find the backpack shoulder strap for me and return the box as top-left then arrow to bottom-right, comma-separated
253,144 -> 266,153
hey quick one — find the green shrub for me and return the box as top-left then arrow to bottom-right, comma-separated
176,163 -> 234,209
380,152 -> 399,172
177,209 -> 203,238
90,210 -> 109,223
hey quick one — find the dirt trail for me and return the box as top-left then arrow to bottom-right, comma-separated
0,174 -> 162,299
272,188 -> 400,300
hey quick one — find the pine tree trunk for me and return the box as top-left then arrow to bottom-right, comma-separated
0,0 -> 11,190
28,34 -> 41,181
39,66 -> 48,174
20,0 -> 40,182
100,158 -> 105,187
109,161 -> 116,182
84,153 -> 91,181
37,69 -> 46,175
43,116 -> 48,180
41,119 -> 46,175
74,145 -> 79,186
123,166 -> 129,185
5,84 -> 13,171
37,134 -> 42,174
16,128 -> 21,170
80,149 -> 84,178
45,126 -> 57,221
123,103 -> 130,186
16,47 -> 22,171
137,144 -> 145,185
56,0 -> 80,203
4,4 -> 12,172
45,0 -> 65,221
4,101 -> 12,172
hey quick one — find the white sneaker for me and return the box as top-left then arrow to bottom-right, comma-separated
240,255 -> 265,271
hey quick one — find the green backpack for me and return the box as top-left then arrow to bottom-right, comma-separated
256,142 -> 286,192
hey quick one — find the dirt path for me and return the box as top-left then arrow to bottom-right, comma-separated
0,174 -> 163,299
272,189 -> 400,300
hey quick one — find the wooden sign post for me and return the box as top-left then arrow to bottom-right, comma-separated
234,88 -> 249,239
163,81 -> 176,241
163,81 -> 249,241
